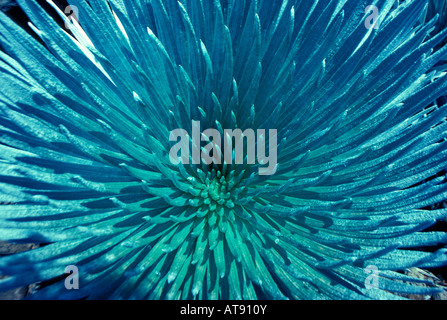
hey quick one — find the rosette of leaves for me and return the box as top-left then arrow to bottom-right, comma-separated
0,0 -> 446,300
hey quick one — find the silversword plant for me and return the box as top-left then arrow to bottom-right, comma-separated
0,0 -> 446,299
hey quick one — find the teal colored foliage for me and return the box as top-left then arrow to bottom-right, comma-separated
427,0 -> 447,33
0,0 -> 446,299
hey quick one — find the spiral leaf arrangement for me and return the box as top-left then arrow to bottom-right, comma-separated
0,0 -> 446,299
